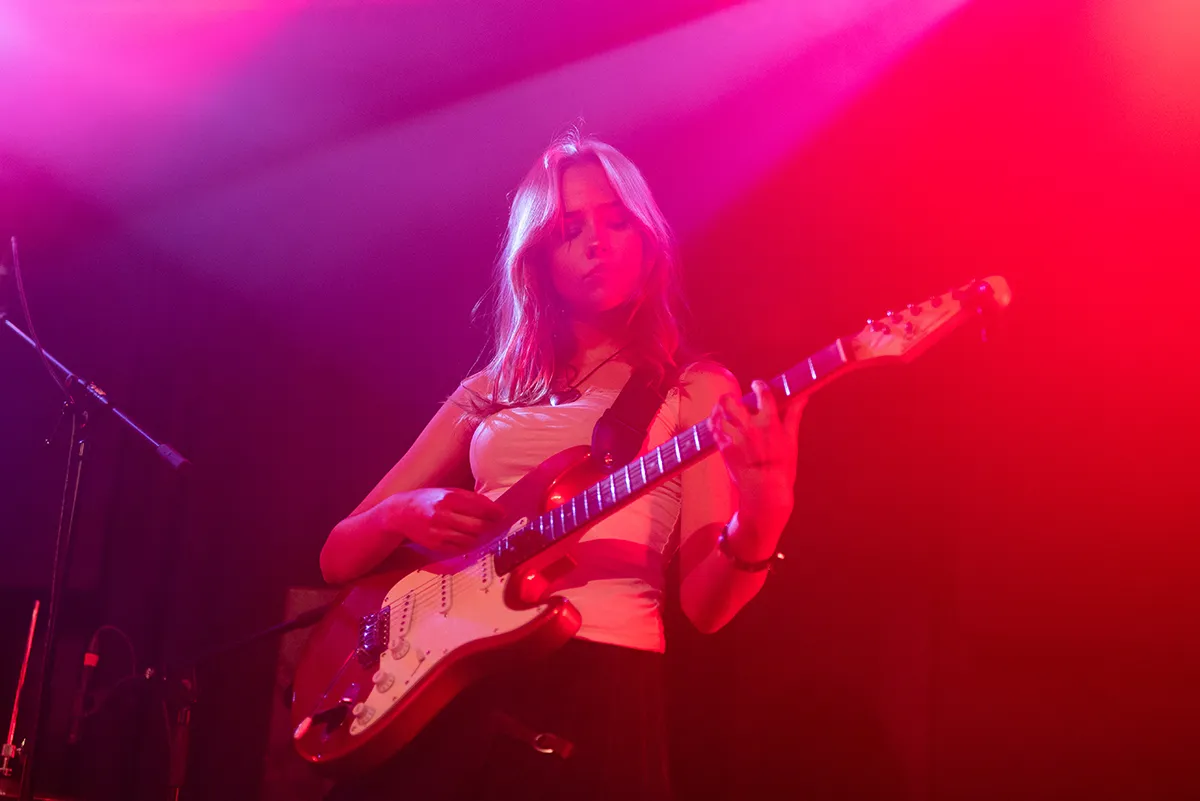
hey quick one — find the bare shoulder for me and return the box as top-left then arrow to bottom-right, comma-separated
446,370 -> 493,423
455,370 -> 491,399
677,360 -> 741,427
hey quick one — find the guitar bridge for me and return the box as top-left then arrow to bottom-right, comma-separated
356,607 -> 391,667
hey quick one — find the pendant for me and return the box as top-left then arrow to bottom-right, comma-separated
548,388 -> 581,407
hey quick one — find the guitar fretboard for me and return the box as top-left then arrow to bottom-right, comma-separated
492,339 -> 850,574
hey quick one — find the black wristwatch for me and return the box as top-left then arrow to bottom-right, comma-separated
717,524 -> 784,573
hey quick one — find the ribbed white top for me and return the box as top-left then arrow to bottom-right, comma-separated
469,385 -> 683,653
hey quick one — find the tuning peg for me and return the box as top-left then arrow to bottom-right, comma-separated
907,303 -> 923,315
929,295 -> 943,308
889,312 -> 904,323
867,318 -> 891,334
904,321 -> 914,336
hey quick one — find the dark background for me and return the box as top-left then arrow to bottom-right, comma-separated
2,0 -> 1198,799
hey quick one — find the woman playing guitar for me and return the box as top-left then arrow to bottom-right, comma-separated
318,130 -> 805,801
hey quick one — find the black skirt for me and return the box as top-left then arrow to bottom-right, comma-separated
324,638 -> 672,801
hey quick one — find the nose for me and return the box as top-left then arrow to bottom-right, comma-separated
585,221 -> 610,260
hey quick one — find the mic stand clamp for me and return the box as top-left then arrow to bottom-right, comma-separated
0,742 -> 23,780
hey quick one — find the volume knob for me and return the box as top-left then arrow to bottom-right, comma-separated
372,669 -> 395,693
389,636 -> 410,660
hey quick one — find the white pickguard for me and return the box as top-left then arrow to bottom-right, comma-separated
347,552 -> 548,736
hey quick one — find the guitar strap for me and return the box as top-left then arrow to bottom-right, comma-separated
589,365 -> 673,471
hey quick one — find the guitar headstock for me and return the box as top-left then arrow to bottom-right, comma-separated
846,276 -> 1012,364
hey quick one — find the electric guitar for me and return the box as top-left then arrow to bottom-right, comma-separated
290,276 -> 1012,775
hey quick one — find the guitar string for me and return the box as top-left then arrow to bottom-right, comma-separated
376,355 -> 824,610
385,419 -> 717,612
391,362 -> 818,611
387,378 -> 810,613
379,358 -> 820,625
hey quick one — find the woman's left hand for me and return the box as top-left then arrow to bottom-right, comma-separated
708,380 -> 806,534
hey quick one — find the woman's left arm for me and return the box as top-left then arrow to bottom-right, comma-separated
676,362 -> 806,634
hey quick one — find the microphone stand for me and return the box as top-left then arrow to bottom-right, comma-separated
0,311 -> 191,801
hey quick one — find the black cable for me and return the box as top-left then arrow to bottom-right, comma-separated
89,625 -> 139,678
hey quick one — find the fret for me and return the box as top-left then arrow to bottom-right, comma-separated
571,497 -> 577,528
673,437 -> 681,464
812,340 -> 850,378
624,465 -> 632,495
808,357 -> 817,381
782,372 -> 791,396
608,474 -> 617,503
539,515 -> 545,540
583,489 -> 589,518
656,447 -> 664,474
639,457 -> 647,485
548,510 -> 555,539
692,426 -> 701,452
559,506 -> 567,537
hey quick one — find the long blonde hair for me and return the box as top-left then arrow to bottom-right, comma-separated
471,131 -> 686,414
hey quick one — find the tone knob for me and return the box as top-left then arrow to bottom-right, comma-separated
352,702 -> 376,724
372,669 -> 395,693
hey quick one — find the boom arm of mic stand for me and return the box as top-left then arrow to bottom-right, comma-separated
1,312 -> 191,471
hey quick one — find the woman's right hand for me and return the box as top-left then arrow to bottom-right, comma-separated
388,487 -> 506,555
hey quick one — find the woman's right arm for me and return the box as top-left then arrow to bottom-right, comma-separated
319,376 -> 501,585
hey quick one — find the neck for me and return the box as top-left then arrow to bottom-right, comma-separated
566,311 -> 627,363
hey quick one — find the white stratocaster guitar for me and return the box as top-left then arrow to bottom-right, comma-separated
290,276 -> 1013,775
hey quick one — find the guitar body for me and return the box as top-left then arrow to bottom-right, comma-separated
291,445 -> 608,776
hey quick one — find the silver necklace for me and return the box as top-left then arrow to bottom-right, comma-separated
548,345 -> 629,407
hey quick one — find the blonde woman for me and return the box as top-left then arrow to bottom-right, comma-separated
320,131 -> 805,801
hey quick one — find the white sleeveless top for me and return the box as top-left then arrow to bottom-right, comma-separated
469,384 -> 684,653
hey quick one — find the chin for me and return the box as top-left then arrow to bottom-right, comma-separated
565,286 -> 639,322
598,291 -> 639,313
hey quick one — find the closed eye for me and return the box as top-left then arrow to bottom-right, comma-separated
560,203 -> 630,240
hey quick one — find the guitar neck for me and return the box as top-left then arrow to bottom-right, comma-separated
492,338 -> 852,574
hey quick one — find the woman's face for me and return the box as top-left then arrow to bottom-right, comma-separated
547,160 -> 645,321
